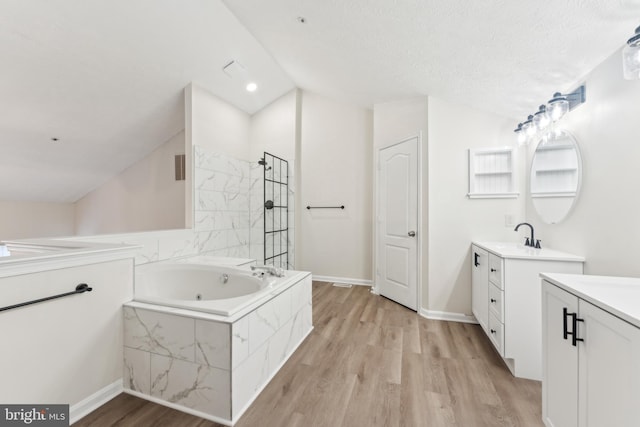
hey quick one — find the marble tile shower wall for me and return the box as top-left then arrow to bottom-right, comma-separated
69,146 -> 294,268
194,147 -> 251,259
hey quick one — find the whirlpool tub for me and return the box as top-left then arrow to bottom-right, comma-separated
123,261 -> 313,425
133,263 -> 287,316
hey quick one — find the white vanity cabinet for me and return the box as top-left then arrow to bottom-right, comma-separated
541,274 -> 640,427
471,242 -> 584,380
471,246 -> 489,333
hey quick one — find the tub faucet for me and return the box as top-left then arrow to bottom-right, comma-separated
251,265 -> 285,278
514,222 -> 541,248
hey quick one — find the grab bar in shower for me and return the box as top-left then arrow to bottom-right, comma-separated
0,283 -> 92,313
306,205 -> 345,210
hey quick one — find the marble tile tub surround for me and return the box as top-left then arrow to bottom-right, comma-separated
123,274 -> 312,424
64,146 -> 295,269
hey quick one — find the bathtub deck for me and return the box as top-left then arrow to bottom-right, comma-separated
76,281 -> 543,427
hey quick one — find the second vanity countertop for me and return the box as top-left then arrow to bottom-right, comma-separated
473,241 -> 585,263
541,273 -> 640,329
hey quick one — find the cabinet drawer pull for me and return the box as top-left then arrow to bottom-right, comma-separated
490,329 -> 497,334
490,268 -> 497,272
490,298 -> 497,303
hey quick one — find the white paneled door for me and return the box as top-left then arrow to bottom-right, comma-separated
377,137 -> 418,310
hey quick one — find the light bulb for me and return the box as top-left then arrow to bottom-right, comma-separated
547,93 -> 569,122
523,115 -> 536,137
533,105 -> 550,131
246,82 -> 258,92
517,132 -> 527,146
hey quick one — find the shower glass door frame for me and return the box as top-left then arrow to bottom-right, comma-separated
263,152 -> 289,269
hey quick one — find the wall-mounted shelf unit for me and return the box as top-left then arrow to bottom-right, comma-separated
468,147 -> 518,199
530,143 -> 579,197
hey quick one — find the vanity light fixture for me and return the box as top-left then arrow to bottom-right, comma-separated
547,93 -> 569,122
548,85 -> 586,121
623,25 -> 640,80
514,85 -> 586,145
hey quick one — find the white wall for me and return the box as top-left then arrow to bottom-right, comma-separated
299,91 -> 373,281
373,97 -> 430,305
0,258 -> 132,409
75,131 -> 186,236
525,47 -> 640,277
190,83 -> 251,160
427,97 -> 524,315
249,90 -> 297,161
0,201 -> 75,240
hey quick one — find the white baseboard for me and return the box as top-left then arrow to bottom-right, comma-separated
70,379 -> 123,425
419,308 -> 478,324
312,275 -> 372,286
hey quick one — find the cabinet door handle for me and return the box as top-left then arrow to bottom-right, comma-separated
563,307 -> 584,346
490,268 -> 497,272
490,329 -> 496,334
474,252 -> 480,267
490,298 -> 497,303
572,315 -> 585,347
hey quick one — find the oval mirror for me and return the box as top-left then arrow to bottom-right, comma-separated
530,130 -> 582,224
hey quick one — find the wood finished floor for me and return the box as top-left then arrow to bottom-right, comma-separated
76,282 -> 543,427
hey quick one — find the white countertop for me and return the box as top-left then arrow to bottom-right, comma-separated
473,241 -> 585,262
541,273 -> 640,329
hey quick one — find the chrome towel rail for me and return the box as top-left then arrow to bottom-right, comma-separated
0,283 -> 92,313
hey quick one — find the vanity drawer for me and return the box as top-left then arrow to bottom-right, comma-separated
488,312 -> 504,357
488,254 -> 504,289
489,283 -> 504,323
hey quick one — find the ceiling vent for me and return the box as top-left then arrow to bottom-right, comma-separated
222,60 -> 246,78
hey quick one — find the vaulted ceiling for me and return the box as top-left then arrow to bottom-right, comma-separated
1,0 -> 639,203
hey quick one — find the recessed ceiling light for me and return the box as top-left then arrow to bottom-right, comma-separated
246,82 -> 258,92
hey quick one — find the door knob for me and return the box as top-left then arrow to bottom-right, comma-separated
408,231 -> 416,237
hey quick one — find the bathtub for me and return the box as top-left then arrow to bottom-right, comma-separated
134,263 -> 282,316
124,261 -> 313,425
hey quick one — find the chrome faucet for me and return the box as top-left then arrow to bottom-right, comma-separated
250,265 -> 285,278
514,222 -> 541,248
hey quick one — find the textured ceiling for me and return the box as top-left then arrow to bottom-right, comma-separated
3,1 -> 640,204
0,0 -> 294,203
223,0 -> 640,120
